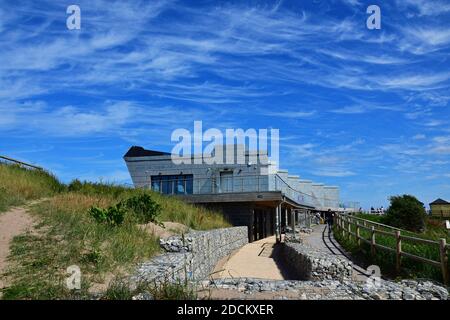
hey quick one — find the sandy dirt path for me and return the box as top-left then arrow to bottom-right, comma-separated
0,205 -> 37,293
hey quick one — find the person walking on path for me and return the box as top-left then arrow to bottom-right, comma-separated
326,209 -> 335,233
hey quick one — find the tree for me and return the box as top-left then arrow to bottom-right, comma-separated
384,195 -> 426,232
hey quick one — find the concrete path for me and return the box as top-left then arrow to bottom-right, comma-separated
212,236 -> 292,280
211,225 -> 370,282
302,224 -> 370,282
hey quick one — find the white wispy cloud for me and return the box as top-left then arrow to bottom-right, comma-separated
262,110 -> 317,118
412,134 -> 426,140
314,169 -> 356,177
398,0 -> 450,17
0,0 -> 449,201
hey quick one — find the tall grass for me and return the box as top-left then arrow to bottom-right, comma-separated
2,175 -> 230,299
2,193 -> 160,300
333,219 -> 450,283
0,163 -> 64,212
67,180 -> 231,230
104,277 -> 197,300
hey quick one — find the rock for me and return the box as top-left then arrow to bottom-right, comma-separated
132,292 -> 154,300
370,292 -> 382,300
403,292 -> 415,300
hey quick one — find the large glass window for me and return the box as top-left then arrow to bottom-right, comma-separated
151,174 -> 193,195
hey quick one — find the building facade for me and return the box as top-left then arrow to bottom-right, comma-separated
124,145 -> 342,241
430,198 -> 450,218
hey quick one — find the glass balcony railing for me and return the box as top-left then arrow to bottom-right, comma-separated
148,174 -> 340,209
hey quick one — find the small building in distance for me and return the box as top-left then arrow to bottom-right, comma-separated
429,198 -> 450,218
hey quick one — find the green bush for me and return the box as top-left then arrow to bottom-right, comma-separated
121,193 -> 161,224
385,195 -> 426,232
88,194 -> 162,226
88,205 -> 126,226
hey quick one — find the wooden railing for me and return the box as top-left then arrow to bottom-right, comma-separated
335,213 -> 449,285
0,155 -> 43,170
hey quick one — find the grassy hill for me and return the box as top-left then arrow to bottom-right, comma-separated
0,163 -> 64,212
0,163 -> 230,299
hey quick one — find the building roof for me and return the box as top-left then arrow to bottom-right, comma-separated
430,198 -> 450,205
124,146 -> 170,158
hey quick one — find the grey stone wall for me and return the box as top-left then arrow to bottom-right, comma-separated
200,278 -> 449,300
133,226 -> 248,285
282,242 -> 353,281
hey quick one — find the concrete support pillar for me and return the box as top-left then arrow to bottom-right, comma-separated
284,207 -> 288,230
290,209 -> 296,240
307,210 -> 311,228
275,205 -> 280,243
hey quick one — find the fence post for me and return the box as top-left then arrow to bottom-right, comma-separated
395,230 -> 402,274
356,222 -> 360,246
371,226 -> 376,256
347,219 -> 352,240
439,238 -> 448,285
342,217 -> 346,238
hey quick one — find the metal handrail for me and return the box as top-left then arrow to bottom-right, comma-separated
0,155 -> 43,170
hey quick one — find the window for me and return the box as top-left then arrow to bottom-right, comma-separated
220,171 -> 233,193
151,174 -> 193,195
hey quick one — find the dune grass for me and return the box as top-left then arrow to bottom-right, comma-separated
2,193 -> 160,299
0,163 -> 64,212
1,170 -> 230,299
67,180 -> 230,230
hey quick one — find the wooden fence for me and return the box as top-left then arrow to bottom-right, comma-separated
335,213 -> 449,285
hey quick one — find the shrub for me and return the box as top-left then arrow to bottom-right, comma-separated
67,179 -> 83,192
88,193 -> 162,226
88,205 -> 126,226
384,194 -> 426,232
121,193 -> 162,224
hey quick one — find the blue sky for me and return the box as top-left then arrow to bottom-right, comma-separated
0,0 -> 449,209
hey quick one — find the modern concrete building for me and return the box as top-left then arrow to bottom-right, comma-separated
124,145 -> 342,241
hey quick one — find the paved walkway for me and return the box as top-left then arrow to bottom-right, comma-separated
302,224 -> 370,282
211,225 -> 370,282
212,236 -> 292,280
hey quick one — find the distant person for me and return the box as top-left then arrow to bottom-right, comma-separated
315,212 -> 321,224
326,209 -> 334,233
